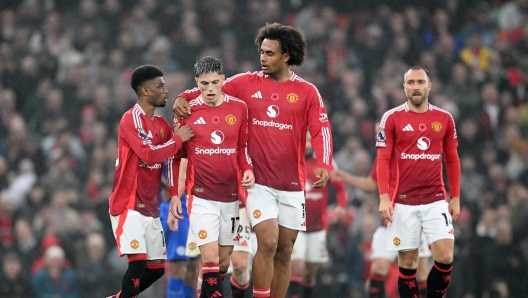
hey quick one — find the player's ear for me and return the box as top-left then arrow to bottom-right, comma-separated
282,52 -> 290,63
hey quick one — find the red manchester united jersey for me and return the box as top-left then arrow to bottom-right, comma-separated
179,71 -> 333,191
304,157 -> 347,232
168,95 -> 252,203
109,104 -> 183,217
376,103 -> 458,205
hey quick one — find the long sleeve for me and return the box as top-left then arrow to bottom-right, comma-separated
376,116 -> 394,196
237,104 -> 253,172
120,113 -> 183,165
307,88 -> 333,173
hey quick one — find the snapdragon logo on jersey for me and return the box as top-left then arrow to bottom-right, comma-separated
400,137 -> 441,161
195,130 -> 236,156
252,105 -> 293,130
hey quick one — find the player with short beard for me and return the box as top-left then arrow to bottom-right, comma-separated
168,56 -> 254,298
376,66 -> 461,298
106,65 -> 194,298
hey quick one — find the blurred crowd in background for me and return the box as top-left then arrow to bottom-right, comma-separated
1,0 -> 528,297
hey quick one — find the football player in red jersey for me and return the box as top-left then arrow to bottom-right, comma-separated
168,56 -> 254,298
336,156 -> 432,298
106,65 -> 194,298
377,66 -> 460,298
288,131 -> 347,298
173,23 -> 333,298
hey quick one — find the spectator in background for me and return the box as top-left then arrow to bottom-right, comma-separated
0,251 -> 33,298
13,217 -> 39,279
0,190 -> 15,252
76,232 -> 119,298
32,245 -> 78,298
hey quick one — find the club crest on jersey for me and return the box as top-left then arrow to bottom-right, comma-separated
225,114 -> 236,125
377,129 -> 386,141
130,239 -> 139,249
431,121 -> 442,132
138,128 -> 148,139
212,116 -> 220,124
286,93 -> 298,103
188,242 -> 196,250
253,209 -> 262,219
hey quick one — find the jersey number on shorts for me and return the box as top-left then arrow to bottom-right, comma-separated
441,213 -> 452,226
231,217 -> 240,233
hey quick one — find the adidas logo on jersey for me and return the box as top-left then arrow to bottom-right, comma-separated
194,117 -> 206,124
251,91 -> 262,98
402,124 -> 414,131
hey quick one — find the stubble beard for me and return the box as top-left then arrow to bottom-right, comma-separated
408,93 -> 427,107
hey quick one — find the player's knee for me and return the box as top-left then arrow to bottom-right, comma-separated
370,258 -> 391,276
232,258 -> 247,272
257,236 -> 278,256
435,252 -> 453,264
201,250 -> 219,263
274,244 -> 293,264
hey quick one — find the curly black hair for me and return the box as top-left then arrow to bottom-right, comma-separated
130,65 -> 163,92
255,23 -> 306,67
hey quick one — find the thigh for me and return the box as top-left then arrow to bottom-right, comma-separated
305,230 -> 328,263
371,226 -> 398,261
291,231 -> 307,261
189,196 -> 220,247
387,204 -> 421,251
233,207 -> 253,254
418,231 -> 432,258
111,209 -> 147,257
277,189 -> 306,231
145,216 -> 167,260
421,200 -> 455,245
246,184 -> 279,228
219,201 -> 240,246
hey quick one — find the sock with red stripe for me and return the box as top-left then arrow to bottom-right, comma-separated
368,274 -> 385,298
121,260 -> 146,298
398,267 -> 419,298
230,275 -> 250,298
253,286 -> 271,298
138,263 -> 165,293
418,280 -> 427,298
427,261 -> 452,298
202,262 -> 223,298
288,275 -> 303,298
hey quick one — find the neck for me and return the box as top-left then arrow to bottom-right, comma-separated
407,101 -> 429,113
269,67 -> 292,83
138,101 -> 155,119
